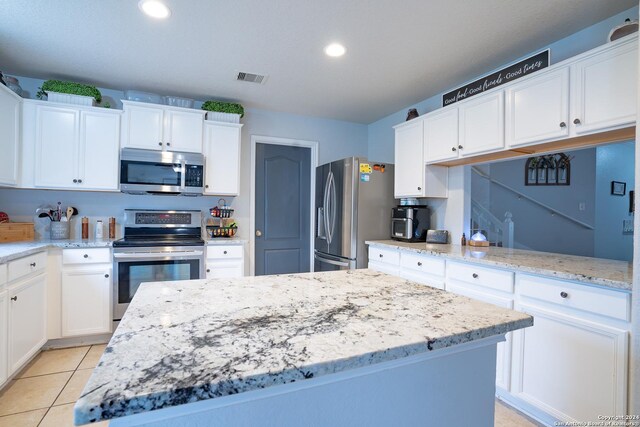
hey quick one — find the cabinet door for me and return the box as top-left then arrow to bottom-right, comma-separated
511,303 -> 627,422
0,85 -> 21,186
394,119 -> 425,198
61,267 -> 111,337
458,91 -> 504,157
122,104 -> 164,150
204,122 -> 241,195
0,291 -> 7,386
506,68 -> 569,148
446,282 -> 513,391
34,106 -> 79,188
164,110 -> 204,153
206,262 -> 244,279
78,111 -> 121,190
8,274 -> 46,375
423,108 -> 459,163
571,38 -> 638,134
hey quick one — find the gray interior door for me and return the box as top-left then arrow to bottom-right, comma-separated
255,143 -> 311,276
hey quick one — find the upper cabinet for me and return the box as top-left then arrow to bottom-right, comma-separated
458,91 -> 505,157
571,37 -> 638,135
0,85 -> 21,187
394,119 -> 425,198
121,101 -> 205,153
24,101 -> 122,191
203,122 -> 242,196
394,119 -> 448,199
505,68 -> 570,148
423,108 -> 459,163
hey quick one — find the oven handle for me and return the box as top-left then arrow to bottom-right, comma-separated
179,160 -> 186,190
113,250 -> 204,259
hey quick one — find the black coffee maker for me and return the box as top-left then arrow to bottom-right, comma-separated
391,206 -> 430,242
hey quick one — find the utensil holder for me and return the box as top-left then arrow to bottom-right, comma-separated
50,221 -> 70,240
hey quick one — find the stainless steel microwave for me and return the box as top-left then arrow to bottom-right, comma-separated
120,148 -> 204,196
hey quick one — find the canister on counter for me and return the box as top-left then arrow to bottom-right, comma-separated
81,217 -> 89,240
108,217 -> 116,239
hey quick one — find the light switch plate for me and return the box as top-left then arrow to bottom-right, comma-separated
623,219 -> 634,234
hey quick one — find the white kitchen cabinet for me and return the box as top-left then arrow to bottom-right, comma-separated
61,267 -> 112,337
424,107 -> 459,163
505,67 -> 570,148
121,101 -> 205,153
206,244 -> 245,279
510,273 -> 630,423
0,84 -> 21,187
0,290 -> 7,386
398,252 -> 445,290
571,36 -> 638,135
394,119 -> 424,198
367,246 -> 401,276
511,303 -> 627,422
33,103 -> 121,191
458,91 -> 505,157
7,274 -> 46,375
204,122 -> 242,196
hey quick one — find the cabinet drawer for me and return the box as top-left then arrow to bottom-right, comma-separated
517,274 -> 630,322
8,252 -> 46,282
368,246 -> 400,266
0,264 -> 6,286
447,261 -> 514,293
400,252 -> 445,276
207,245 -> 243,260
206,261 -> 244,279
62,248 -> 111,265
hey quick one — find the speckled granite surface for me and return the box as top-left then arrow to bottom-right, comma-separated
367,240 -> 632,291
74,269 -> 532,424
0,239 -> 114,263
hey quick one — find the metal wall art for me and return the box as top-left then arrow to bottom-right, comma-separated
525,153 -> 572,186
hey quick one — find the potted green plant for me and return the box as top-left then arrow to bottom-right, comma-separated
36,79 -> 102,106
201,100 -> 244,123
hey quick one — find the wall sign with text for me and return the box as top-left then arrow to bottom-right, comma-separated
442,50 -> 550,107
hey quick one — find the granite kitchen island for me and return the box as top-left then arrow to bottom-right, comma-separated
75,269 -> 532,427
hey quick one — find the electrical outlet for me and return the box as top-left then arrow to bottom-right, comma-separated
623,219 -> 634,234
578,202 -> 586,211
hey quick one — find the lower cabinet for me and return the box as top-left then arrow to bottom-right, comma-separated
61,267 -> 112,337
7,274 -> 46,375
206,244 -> 245,279
0,290 -> 7,385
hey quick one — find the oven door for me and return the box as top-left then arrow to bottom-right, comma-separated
391,218 -> 411,239
112,247 -> 205,321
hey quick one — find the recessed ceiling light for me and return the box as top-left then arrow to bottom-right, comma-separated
138,0 -> 171,19
324,43 -> 346,57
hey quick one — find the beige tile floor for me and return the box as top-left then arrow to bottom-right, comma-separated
0,345 -> 109,427
0,346 -> 542,427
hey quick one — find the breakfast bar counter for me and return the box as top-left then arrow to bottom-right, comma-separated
75,269 -> 531,427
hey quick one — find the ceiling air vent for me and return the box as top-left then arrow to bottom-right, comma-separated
236,71 -> 267,84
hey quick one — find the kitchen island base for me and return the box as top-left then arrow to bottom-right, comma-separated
109,336 -> 501,427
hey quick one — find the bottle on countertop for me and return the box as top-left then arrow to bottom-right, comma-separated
81,217 -> 89,240
95,220 -> 104,240
461,233 -> 467,246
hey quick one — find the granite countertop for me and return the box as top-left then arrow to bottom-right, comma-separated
75,269 -> 532,424
0,239 -> 114,263
366,240 -> 632,291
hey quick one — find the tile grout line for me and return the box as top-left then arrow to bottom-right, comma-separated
35,346 -> 91,427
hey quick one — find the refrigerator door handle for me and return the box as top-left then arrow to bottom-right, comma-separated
314,252 -> 350,267
324,171 -> 333,244
328,171 -> 337,244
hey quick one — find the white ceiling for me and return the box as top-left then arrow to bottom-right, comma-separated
0,1 -> 636,123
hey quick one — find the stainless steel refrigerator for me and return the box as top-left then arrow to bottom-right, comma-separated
314,157 -> 395,271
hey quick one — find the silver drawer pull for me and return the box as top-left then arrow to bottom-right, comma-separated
10,296 -> 17,301
84,254 -> 89,258
379,254 -> 383,258
472,273 -> 478,279
30,262 -> 36,267
417,262 -> 422,266
560,291 -> 568,299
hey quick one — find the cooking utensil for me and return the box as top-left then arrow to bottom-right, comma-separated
38,212 -> 52,220
66,207 -> 73,221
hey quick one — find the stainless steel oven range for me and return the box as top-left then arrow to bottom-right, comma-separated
112,209 -> 205,323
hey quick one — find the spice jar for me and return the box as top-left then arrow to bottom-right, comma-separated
108,217 -> 116,239
81,217 -> 89,240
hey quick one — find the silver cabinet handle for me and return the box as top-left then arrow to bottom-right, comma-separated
472,273 -> 478,278
104,274 -> 109,278
84,254 -> 89,258
560,291 -> 568,298
559,122 -> 566,128
573,118 -> 581,125
10,296 -> 17,301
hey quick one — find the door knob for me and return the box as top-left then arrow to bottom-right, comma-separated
256,230 -> 262,237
